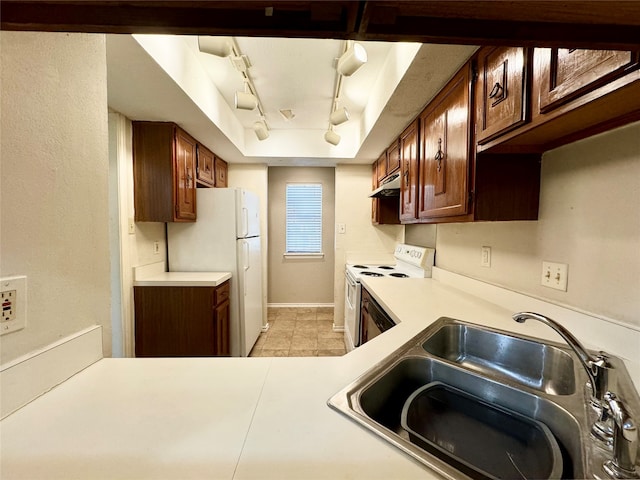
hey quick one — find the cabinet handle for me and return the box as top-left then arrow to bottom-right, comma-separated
435,138 -> 444,172
403,168 -> 409,187
489,82 -> 504,99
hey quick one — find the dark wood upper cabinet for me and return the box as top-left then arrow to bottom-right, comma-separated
196,143 -> 215,188
399,120 -> 420,223
133,121 -> 196,222
371,159 -> 400,225
376,151 -> 387,184
538,49 -> 638,113
476,46 -> 531,145
386,140 -> 401,175
419,65 -> 472,220
214,157 -> 228,188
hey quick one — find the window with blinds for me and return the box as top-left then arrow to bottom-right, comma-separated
285,183 -> 322,254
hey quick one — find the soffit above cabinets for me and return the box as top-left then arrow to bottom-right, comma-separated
107,34 -> 476,166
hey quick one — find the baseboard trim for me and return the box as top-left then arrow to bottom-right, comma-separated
1,325 -> 103,419
267,303 -> 334,308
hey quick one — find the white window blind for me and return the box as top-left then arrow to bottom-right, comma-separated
286,183 -> 323,254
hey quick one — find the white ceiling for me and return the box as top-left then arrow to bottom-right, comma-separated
106,35 -> 477,166
183,37 -> 393,132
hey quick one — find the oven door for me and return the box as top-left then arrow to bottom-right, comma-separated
344,269 -> 361,350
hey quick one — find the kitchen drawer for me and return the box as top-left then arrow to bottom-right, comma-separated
214,281 -> 230,306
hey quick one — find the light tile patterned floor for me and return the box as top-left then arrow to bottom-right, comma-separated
249,307 -> 346,357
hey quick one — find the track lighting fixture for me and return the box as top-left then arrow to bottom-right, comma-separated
235,90 -> 258,110
253,120 -> 269,141
324,129 -> 340,146
197,36 -> 233,57
329,107 -> 350,126
337,42 -> 368,77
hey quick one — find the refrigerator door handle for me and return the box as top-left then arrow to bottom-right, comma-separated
243,241 -> 250,296
241,208 -> 249,237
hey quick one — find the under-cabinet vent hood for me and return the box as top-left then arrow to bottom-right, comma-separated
370,173 -> 401,198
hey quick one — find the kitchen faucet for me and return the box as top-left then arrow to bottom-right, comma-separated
603,392 -> 639,479
512,311 -> 616,442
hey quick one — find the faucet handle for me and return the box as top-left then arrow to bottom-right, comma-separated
603,392 -> 639,479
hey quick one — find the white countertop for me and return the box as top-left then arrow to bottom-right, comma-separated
2,271 -> 639,479
133,262 -> 231,287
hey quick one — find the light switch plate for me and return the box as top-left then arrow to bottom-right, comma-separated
541,261 -> 568,291
481,246 -> 491,267
1,276 -> 27,335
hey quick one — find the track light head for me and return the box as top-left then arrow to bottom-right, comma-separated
324,129 -> 341,146
235,91 -> 258,110
337,43 -> 368,77
198,36 -> 233,57
253,121 -> 269,141
330,107 -> 350,126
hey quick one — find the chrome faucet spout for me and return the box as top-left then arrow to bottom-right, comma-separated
512,312 -> 611,403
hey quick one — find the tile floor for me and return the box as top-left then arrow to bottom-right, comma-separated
249,307 -> 346,357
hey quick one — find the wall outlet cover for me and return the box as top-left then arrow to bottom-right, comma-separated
1,276 -> 27,335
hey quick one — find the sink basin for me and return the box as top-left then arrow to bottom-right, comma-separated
353,356 -> 583,479
401,382 -> 563,480
330,317 -> 640,479
422,322 -> 576,395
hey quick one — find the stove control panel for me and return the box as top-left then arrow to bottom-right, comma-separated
394,244 -> 435,268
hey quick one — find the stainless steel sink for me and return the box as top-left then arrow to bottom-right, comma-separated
329,317 -> 640,480
421,322 -> 575,395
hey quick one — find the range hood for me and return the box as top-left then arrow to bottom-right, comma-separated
370,173 -> 401,198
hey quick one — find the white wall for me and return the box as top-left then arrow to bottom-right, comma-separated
421,122 -> 640,328
334,165 -> 405,327
0,32 -> 111,363
268,167 -> 336,305
228,164 -> 269,328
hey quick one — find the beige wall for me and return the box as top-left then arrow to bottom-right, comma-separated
0,32 -> 111,363
268,167 -> 335,305
423,121 -> 640,327
334,165 -> 405,327
228,164 -> 269,327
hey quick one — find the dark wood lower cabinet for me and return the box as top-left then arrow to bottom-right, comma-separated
134,282 -> 230,357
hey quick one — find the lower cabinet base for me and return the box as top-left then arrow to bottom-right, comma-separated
134,284 -> 230,357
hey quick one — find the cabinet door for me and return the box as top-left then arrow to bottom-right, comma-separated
196,144 -> 215,187
376,151 -> 387,183
214,157 -> 228,187
419,67 -> 471,219
399,120 -> 419,223
174,129 -> 197,221
371,162 -> 379,224
214,300 -> 230,356
476,46 -> 529,144
539,49 -> 637,113
386,140 -> 401,174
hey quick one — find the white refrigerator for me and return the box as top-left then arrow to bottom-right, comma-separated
167,188 -> 263,357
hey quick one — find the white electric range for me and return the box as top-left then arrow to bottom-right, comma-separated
343,244 -> 435,351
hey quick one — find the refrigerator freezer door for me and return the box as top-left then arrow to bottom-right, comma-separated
237,236 -> 263,356
236,189 -> 261,239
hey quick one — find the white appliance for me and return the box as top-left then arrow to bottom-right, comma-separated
344,244 -> 435,351
167,188 -> 263,357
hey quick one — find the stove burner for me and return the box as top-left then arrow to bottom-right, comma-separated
389,273 -> 409,278
378,266 -> 394,270
352,265 -> 369,269
361,272 -> 383,277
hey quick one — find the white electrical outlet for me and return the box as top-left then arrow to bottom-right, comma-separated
481,246 -> 491,267
541,261 -> 568,291
153,241 -> 161,255
1,276 -> 27,335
